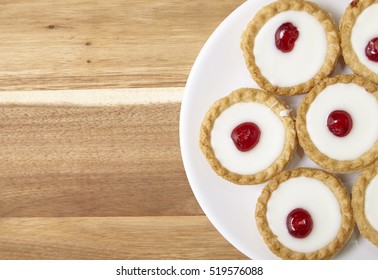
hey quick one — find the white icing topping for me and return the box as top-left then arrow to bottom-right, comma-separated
351,3 -> 378,74
266,176 -> 341,253
253,11 -> 327,87
306,83 -> 378,160
365,174 -> 378,231
211,102 -> 285,175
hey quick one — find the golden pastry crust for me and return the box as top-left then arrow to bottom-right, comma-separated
241,0 -> 340,96
255,168 -> 354,260
340,0 -> 378,84
296,75 -> 378,173
352,162 -> 378,247
199,88 -> 296,185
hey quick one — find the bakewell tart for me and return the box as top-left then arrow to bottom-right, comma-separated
241,0 -> 340,96
199,88 -> 296,185
352,162 -> 378,247
340,0 -> 378,84
296,75 -> 378,173
255,168 -> 354,259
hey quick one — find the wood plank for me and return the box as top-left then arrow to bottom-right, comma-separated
0,101 -> 202,217
0,216 -> 247,260
0,0 -> 245,90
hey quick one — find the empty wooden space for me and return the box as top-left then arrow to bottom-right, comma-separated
0,0 -> 247,259
0,217 -> 244,260
0,0 -> 244,90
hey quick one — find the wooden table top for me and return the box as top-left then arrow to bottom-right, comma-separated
0,0 -> 247,259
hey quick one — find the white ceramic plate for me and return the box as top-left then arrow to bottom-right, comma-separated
180,0 -> 378,259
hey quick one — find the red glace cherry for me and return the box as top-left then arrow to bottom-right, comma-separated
275,22 -> 299,53
365,37 -> 378,62
231,122 -> 261,152
286,208 -> 313,238
327,110 -> 353,137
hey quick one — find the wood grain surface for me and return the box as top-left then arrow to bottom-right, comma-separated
0,0 -> 247,259
0,0 -> 244,90
0,102 -> 200,217
0,217 -> 244,260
